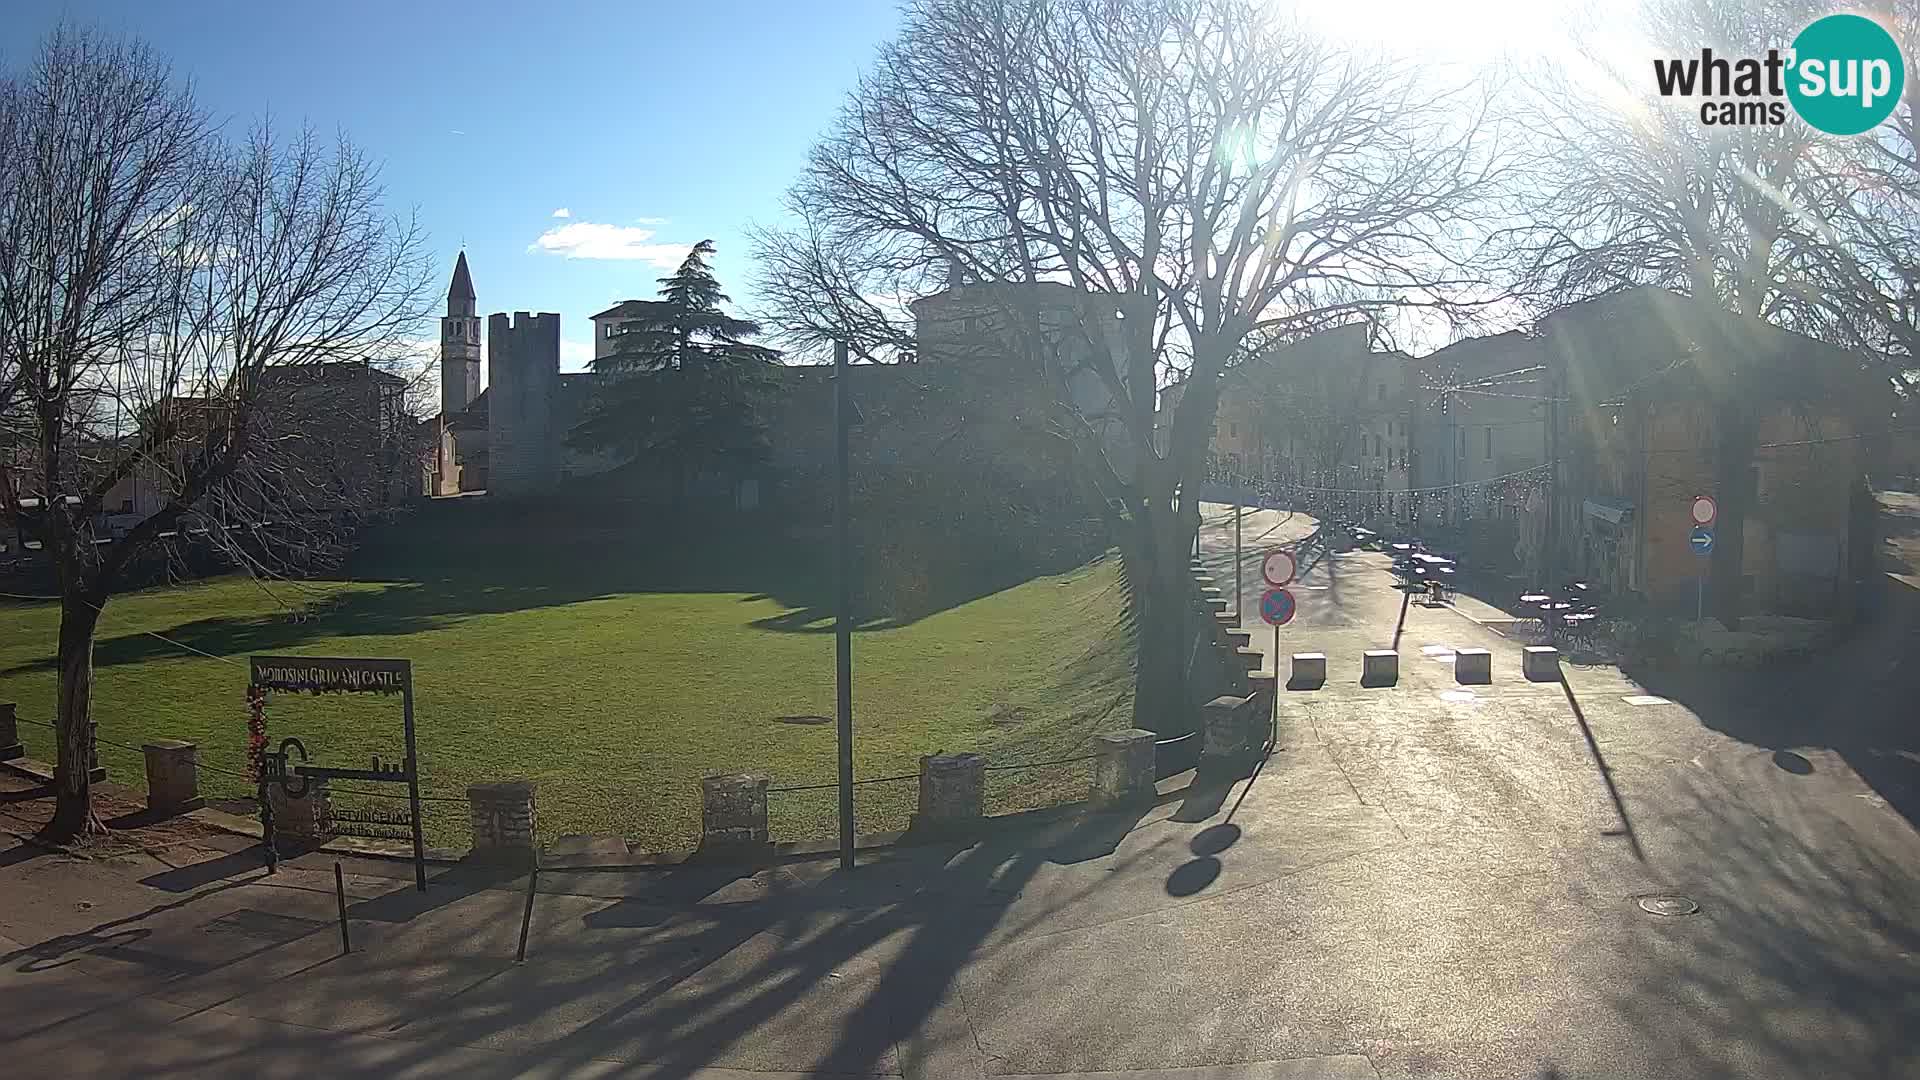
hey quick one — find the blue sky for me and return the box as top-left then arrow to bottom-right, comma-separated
5,0 -> 902,373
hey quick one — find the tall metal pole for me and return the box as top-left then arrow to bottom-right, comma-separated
833,339 -> 855,872
402,678 -> 426,893
1544,380 -> 1557,586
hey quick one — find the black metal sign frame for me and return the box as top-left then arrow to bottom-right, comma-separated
249,655 -> 426,892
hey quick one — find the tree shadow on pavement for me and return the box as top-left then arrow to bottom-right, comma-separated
1624,571 -> 1920,837
111,806 -> 1168,1079
1601,767 -> 1920,1078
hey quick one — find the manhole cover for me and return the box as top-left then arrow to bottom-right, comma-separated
1637,894 -> 1700,917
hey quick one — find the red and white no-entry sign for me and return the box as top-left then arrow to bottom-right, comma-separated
1262,548 -> 1297,587
1691,495 -> 1717,526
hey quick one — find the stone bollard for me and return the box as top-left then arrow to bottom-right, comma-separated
142,740 -> 203,813
914,752 -> 984,833
1092,729 -> 1156,806
468,780 -> 538,862
1454,648 -> 1492,685
700,773 -> 770,856
269,777 -> 332,845
1246,671 -> 1277,721
1523,646 -> 1562,682
1290,653 -> 1328,688
0,703 -> 21,761
1362,649 -> 1399,686
1201,695 -> 1257,768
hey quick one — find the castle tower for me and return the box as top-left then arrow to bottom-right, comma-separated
487,311 -> 561,495
440,251 -> 482,417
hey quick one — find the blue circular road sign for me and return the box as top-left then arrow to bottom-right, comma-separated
1260,587 -> 1296,626
1689,526 -> 1714,556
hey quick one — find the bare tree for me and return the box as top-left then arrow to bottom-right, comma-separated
1497,0 -> 1891,622
1791,1 -> 1920,398
0,25 -> 432,837
754,0 -> 1504,731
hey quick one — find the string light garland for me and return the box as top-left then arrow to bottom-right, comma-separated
245,685 -> 269,783
1201,456 -> 1555,525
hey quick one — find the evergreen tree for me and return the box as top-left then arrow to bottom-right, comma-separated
570,240 -> 780,497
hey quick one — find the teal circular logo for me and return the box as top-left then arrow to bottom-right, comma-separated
1787,14 -> 1906,135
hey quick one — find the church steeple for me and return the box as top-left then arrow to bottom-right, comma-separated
440,251 -> 483,416
448,251 -> 476,314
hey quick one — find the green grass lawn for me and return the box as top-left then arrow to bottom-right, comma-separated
0,500 -> 1133,850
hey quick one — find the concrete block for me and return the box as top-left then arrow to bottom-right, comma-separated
1454,648 -> 1492,684
700,773 -> 770,855
914,752 -> 984,831
268,776 -> 332,845
1201,695 -> 1257,766
1362,650 -> 1399,686
468,779 -> 537,862
1291,653 -> 1327,688
1092,729 -> 1155,805
1523,646 -> 1561,682
0,703 -> 21,761
142,740 -> 202,813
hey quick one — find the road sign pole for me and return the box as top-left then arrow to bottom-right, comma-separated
1697,574 -> 1704,626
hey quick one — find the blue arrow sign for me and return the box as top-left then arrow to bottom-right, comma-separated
1689,526 -> 1714,555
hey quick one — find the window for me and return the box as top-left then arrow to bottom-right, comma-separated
1458,427 -> 1465,456
1229,422 -> 1239,438
1376,382 -> 1386,401
1485,426 -> 1493,460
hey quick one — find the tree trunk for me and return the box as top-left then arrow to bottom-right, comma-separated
48,592 -> 106,839
1708,400 -> 1758,627
1122,500 -> 1196,737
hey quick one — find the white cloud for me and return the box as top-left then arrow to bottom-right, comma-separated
528,221 -> 688,267
551,207 -> 571,219
450,129 -> 466,136
632,216 -> 668,225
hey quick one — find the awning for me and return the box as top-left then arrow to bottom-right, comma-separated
1582,497 -> 1633,525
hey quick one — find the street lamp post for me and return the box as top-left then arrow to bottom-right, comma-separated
833,339 -> 855,872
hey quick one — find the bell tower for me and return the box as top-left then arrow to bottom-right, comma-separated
441,251 -> 482,416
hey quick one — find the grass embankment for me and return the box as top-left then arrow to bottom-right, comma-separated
0,498 -> 1133,849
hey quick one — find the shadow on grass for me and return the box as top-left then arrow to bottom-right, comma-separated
3,497 -> 1114,673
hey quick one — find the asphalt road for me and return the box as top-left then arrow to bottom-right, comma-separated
1,501 -> 1916,1078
